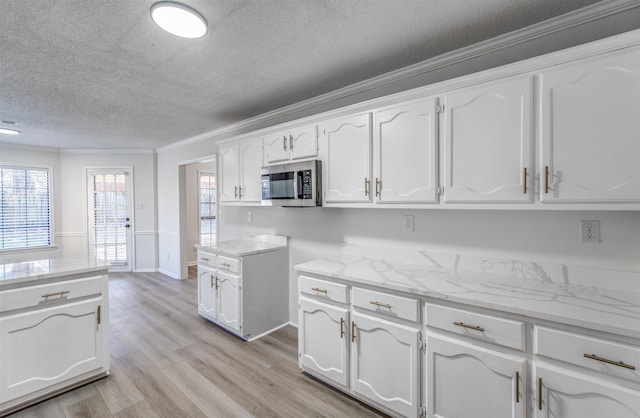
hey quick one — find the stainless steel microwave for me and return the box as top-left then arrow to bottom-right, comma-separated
261,160 -> 322,207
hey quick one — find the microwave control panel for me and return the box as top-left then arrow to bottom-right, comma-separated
300,169 -> 313,199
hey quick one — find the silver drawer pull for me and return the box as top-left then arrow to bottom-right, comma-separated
42,290 -> 70,299
584,353 -> 636,370
453,321 -> 485,332
370,301 -> 392,309
199,257 -> 209,261
220,262 -> 231,267
311,287 -> 328,294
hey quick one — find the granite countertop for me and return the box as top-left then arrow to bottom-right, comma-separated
196,236 -> 288,257
295,251 -> 640,340
0,257 -> 110,288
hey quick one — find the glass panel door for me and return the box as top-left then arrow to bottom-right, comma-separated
87,169 -> 132,271
199,172 -> 216,246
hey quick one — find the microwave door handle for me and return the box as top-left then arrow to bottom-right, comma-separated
297,171 -> 303,199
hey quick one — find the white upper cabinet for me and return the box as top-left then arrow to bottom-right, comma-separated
319,113 -> 372,204
443,77 -> 533,203
539,47 -> 640,203
265,124 -> 318,164
219,138 -> 263,204
373,97 -> 439,204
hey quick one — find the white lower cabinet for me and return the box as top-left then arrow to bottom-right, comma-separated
197,264 -> 217,320
352,311 -> 421,418
298,297 -> 349,387
534,365 -> 640,418
217,271 -> 241,331
426,335 -> 526,418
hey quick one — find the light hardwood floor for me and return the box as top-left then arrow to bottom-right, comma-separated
7,269 -> 387,418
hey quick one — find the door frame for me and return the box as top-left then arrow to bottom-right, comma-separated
85,166 -> 135,272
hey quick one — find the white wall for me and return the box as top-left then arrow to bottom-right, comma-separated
185,161 -> 216,265
57,151 -> 157,271
220,207 -> 640,323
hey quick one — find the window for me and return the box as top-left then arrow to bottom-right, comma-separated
0,166 -> 51,250
199,172 -> 216,246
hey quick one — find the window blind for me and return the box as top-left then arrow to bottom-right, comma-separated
0,166 -> 51,250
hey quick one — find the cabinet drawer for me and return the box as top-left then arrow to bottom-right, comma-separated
0,276 -> 103,313
197,251 -> 216,268
426,303 -> 525,351
217,255 -> 241,274
352,287 -> 419,323
299,275 -> 348,304
535,326 -> 640,381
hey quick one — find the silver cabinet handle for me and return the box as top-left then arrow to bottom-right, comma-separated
42,290 -> 70,299
283,135 -> 287,151
523,167 -> 528,194
289,134 -> 294,151
375,178 -> 381,197
370,301 -> 391,309
364,178 -> 369,196
584,353 -> 636,370
220,262 -> 231,268
199,257 -> 209,262
453,321 -> 485,332
544,165 -> 550,193
311,287 -> 327,294
515,371 -> 520,403
538,377 -> 543,411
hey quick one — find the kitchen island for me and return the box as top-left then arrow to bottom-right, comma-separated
0,257 -> 110,416
295,245 -> 640,418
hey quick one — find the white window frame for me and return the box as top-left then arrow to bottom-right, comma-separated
0,163 -> 56,253
198,170 -> 217,247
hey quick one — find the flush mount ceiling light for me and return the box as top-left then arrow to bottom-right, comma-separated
0,128 -> 20,135
150,1 -> 208,39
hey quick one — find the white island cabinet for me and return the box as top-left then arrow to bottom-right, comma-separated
196,235 -> 289,341
0,258 -> 110,416
295,248 -> 640,418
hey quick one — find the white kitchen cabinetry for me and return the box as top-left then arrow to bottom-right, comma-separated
351,311 -> 421,418
298,296 -> 350,387
443,76 -> 533,203
264,124 -> 318,164
534,365 -> 640,418
0,263 -> 109,415
196,244 -> 288,340
319,113 -> 372,204
219,139 -> 263,203
373,97 -> 439,204
539,47 -> 640,203
426,335 -> 526,418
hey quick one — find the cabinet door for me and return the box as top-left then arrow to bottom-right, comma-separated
534,364 -> 640,418
239,140 -> 263,203
427,335 -> 526,418
0,299 -> 104,403
298,297 -> 349,387
264,132 -> 290,164
374,97 -> 438,204
540,48 -> 640,203
219,144 -> 240,202
321,114 -> 372,204
351,312 -> 420,417
443,77 -> 533,203
197,266 -> 217,321
289,124 -> 318,160
217,271 -> 241,331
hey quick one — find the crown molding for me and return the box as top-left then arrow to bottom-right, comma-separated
0,142 -> 60,153
157,0 -> 640,152
60,148 -> 155,154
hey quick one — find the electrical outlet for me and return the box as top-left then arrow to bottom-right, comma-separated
580,220 -> 600,243
247,211 -> 253,223
403,215 -> 414,232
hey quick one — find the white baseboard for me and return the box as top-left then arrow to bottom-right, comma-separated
134,268 -> 157,273
158,268 -> 179,280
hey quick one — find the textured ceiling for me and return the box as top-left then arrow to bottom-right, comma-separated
0,0 -> 604,150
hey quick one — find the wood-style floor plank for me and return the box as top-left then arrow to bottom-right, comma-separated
6,270 -> 387,418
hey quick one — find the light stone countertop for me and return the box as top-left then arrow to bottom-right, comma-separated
295,250 -> 640,340
0,257 -> 110,288
196,235 -> 288,257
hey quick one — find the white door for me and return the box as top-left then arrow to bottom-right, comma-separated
0,299 -> 103,403
298,297 -> 350,387
217,271 -> 241,331
239,139 -> 264,202
219,144 -> 239,202
197,265 -> 217,321
264,131 -> 290,164
87,169 -> 133,272
427,335 -> 526,418
443,77 -> 533,203
539,47 -> 640,203
289,124 -> 318,160
321,113 -> 373,204
351,312 -> 420,418
373,97 -> 439,204
534,364 -> 640,418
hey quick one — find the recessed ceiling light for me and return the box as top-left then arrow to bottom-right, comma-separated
150,2 -> 208,39
0,128 -> 20,135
